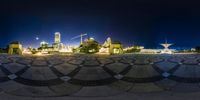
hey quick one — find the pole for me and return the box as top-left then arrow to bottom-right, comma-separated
80,34 -> 83,45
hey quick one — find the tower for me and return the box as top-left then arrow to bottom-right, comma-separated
53,32 -> 62,51
54,32 -> 61,43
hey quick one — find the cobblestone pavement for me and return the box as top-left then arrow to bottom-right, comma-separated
1,54 -> 200,100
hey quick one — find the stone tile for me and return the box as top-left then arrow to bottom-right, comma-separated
183,59 -> 198,64
16,58 -> 32,65
3,63 -> 26,73
0,81 -> 24,92
168,57 -> 183,63
194,66 -> 200,77
83,60 -> 100,66
0,88 -> 3,93
20,67 -> 58,80
49,82 -> 82,95
8,86 -> 57,97
74,67 -> 111,80
54,63 -> 78,75
32,60 -> 47,66
47,58 -> 64,65
149,57 -> 163,63
122,58 -> 135,64
8,57 -> 21,62
0,58 -> 11,64
0,70 -> 6,77
105,62 -> 129,74
155,79 -> 177,90
110,57 -> 121,63
1,54 -> 200,98
129,83 -> 163,93
173,65 -> 196,78
68,59 -> 83,65
155,61 -> 177,72
125,65 -> 160,78
171,83 -> 200,93
35,57 -> 46,60
134,58 -> 150,64
98,58 -> 114,65
72,86 -> 121,96
96,67 -> 112,79
71,68 -> 97,80
109,80 -> 133,91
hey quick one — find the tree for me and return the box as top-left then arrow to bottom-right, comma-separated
31,48 -> 37,54
0,46 -> 8,53
124,46 -> 141,53
80,38 -> 100,53
195,46 -> 200,53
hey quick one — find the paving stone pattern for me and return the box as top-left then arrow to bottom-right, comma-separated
1,54 -> 200,97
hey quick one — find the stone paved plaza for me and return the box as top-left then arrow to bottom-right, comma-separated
1,54 -> 200,100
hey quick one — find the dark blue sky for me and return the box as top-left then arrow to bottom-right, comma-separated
1,0 -> 200,49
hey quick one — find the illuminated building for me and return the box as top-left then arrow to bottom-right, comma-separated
8,41 -> 23,55
99,37 -> 112,54
37,32 -> 73,54
53,32 -> 64,51
110,41 -> 123,54
38,41 -> 53,54
59,45 -> 74,53
80,37 -> 100,53
123,46 -> 144,53
54,32 -> 61,43
140,49 -> 160,54
160,40 -> 173,54
40,41 -> 49,48
99,37 -> 123,54
22,48 -> 32,55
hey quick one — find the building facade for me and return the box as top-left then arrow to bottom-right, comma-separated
54,32 -> 61,43
8,41 -> 23,55
99,37 -> 123,54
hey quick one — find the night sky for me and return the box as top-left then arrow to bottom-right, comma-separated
1,0 -> 200,49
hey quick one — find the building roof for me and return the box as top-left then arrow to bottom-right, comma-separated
10,41 -> 21,44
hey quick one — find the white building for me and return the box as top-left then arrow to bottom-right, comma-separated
54,32 -> 61,43
140,49 -> 161,54
53,32 -> 63,51
160,40 -> 174,54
